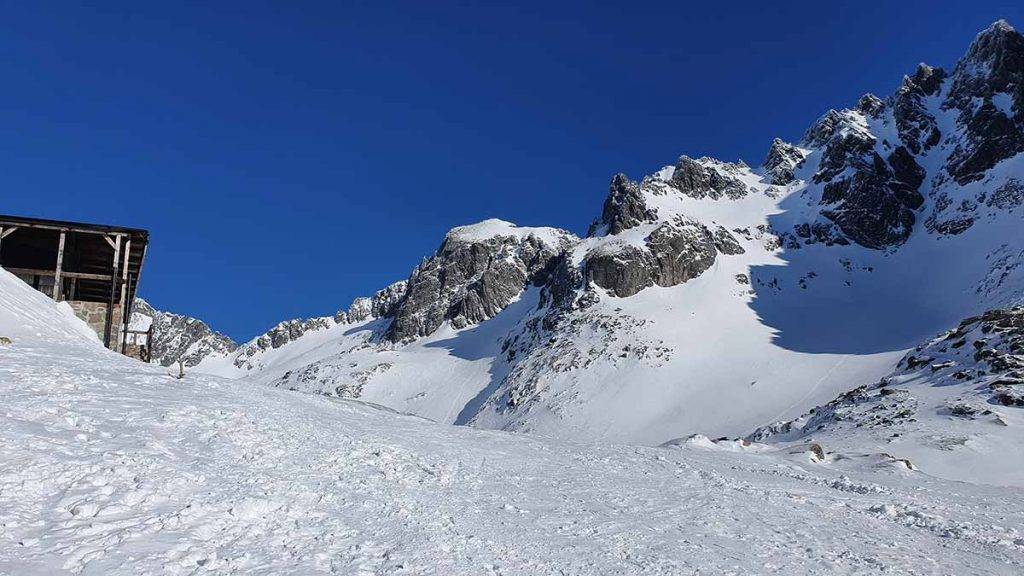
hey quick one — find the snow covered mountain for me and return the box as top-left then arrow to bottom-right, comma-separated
3,260 -> 1024,574
131,298 -> 237,367
192,21 -> 1024,450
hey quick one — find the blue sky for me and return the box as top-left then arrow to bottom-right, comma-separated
3,1 -> 1022,341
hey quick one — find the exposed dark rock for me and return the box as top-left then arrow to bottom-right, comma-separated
266,317 -> 332,349
893,66 -> 945,155
986,178 -> 1024,209
856,93 -> 886,118
385,229 -> 571,341
371,281 -> 407,318
943,20 -> 1024,184
819,155 -> 924,249
792,221 -> 850,246
944,20 -> 1024,112
945,100 -> 1024,184
807,110 -> 925,249
645,217 -> 720,288
131,299 -> 238,367
540,251 -> 585,310
587,174 -> 657,236
802,109 -> 845,148
910,62 -> 946,96
584,245 -> 655,298
669,156 -> 749,199
929,215 -> 975,236
342,298 -> 373,324
583,216 -> 724,298
762,138 -> 805,185
813,116 -> 876,184
337,280 -> 408,324
712,226 -> 745,255
887,146 -> 926,190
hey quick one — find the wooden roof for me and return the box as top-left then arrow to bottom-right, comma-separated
0,214 -> 149,305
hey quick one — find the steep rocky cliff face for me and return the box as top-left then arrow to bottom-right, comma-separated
131,299 -> 237,367
384,220 -> 576,342
190,21 -> 1024,448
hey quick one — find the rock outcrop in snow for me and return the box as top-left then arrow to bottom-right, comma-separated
762,138 -> 806,185
384,221 -> 576,342
582,215 -> 741,298
587,174 -> 658,236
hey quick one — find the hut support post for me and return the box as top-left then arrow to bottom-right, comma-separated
53,231 -> 66,301
118,239 -> 131,353
103,235 -> 121,349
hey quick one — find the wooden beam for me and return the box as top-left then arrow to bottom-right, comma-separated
53,230 -> 66,301
0,226 -> 17,239
0,219 -> 130,237
118,239 -> 131,353
103,236 -> 121,349
103,234 -> 118,250
1,267 -> 113,281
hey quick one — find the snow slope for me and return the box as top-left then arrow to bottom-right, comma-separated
3,267 -> 1024,575
749,307 -> 1024,488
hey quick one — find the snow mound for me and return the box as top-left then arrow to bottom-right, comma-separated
0,268 -> 99,346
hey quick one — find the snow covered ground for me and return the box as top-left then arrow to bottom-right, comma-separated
3,271 -> 1024,574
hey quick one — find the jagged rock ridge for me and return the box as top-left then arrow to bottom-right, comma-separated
131,299 -> 237,367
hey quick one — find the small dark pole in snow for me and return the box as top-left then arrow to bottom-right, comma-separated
175,361 -> 185,380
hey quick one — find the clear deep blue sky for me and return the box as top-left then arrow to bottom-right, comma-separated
3,1 -> 1022,341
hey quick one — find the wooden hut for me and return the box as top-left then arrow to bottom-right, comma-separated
0,214 -> 150,358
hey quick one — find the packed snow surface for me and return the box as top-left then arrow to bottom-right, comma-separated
3,270 -> 1024,575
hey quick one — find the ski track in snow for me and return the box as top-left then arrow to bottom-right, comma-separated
767,356 -> 848,425
2,339 -> 1023,575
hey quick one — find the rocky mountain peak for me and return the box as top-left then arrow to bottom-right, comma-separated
801,109 -> 844,147
856,93 -> 885,118
665,155 -> 750,200
384,220 -> 575,342
947,19 -> 1024,107
587,174 -> 658,237
762,138 -> 805,185
893,66 -> 946,156
965,19 -> 1020,63
907,63 -> 947,96
942,19 -> 1024,184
